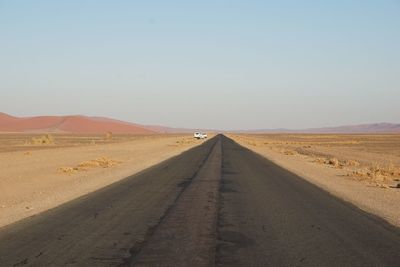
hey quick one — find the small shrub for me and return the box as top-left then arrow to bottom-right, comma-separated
31,134 -> 54,145
176,138 -> 195,145
79,157 -> 120,169
284,150 -> 297,156
327,158 -> 340,167
59,167 -> 78,174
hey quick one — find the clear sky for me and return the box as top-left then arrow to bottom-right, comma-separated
1,1 -> 399,130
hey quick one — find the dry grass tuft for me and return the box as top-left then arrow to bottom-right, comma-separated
313,157 -> 344,168
59,157 -> 121,174
283,150 -> 297,156
30,134 -> 54,145
365,163 -> 399,180
344,160 -> 360,167
176,138 -> 196,145
347,163 -> 400,184
59,166 -> 79,174
78,157 -> 120,169
327,157 -> 340,167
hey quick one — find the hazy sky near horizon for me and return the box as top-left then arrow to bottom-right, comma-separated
1,1 -> 399,130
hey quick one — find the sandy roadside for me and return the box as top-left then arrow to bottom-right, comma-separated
0,135 -> 206,227
228,134 -> 400,227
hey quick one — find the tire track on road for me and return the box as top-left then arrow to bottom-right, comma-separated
127,137 -> 222,266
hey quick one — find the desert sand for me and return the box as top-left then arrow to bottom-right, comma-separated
0,134 -> 206,227
228,134 -> 400,226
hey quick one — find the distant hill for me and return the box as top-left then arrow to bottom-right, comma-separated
0,113 -> 155,134
301,123 -> 400,133
0,112 -> 19,126
1,112 -> 399,134
144,125 -> 217,134
240,123 -> 400,134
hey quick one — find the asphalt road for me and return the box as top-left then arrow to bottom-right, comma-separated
0,135 -> 399,266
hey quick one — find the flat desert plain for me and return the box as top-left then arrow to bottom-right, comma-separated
228,134 -> 400,226
0,133 -> 207,227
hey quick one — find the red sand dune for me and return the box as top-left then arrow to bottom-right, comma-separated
0,113 -> 155,134
0,113 -> 20,126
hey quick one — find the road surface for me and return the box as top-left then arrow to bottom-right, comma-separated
0,135 -> 399,266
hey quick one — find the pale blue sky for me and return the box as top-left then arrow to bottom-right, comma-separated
1,1 -> 399,130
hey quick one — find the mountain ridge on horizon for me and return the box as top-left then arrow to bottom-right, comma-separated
0,112 -> 399,134
239,122 -> 400,134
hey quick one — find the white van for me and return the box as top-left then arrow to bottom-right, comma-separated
194,132 -> 207,139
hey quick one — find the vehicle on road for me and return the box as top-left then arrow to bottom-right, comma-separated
194,132 -> 207,139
